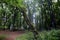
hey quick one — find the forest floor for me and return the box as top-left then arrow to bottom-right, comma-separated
0,30 -> 25,40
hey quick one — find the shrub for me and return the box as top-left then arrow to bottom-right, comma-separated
16,32 -> 34,40
16,30 -> 60,40
39,30 -> 60,40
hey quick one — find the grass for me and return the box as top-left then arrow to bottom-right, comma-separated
16,29 -> 60,40
16,32 -> 34,40
0,34 -> 7,40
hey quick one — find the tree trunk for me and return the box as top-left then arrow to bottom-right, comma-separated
20,8 -> 39,40
47,0 -> 56,29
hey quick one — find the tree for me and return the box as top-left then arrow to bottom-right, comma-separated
0,0 -> 39,40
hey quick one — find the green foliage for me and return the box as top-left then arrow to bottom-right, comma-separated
0,0 -> 60,30
0,0 -> 27,30
0,0 -> 25,8
16,30 -> 60,40
39,30 -> 60,40
16,32 -> 34,40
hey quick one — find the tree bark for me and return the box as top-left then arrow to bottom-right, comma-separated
20,7 -> 39,40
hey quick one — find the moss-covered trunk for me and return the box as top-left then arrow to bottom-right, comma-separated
21,9 -> 39,40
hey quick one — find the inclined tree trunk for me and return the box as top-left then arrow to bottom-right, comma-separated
20,8 -> 39,40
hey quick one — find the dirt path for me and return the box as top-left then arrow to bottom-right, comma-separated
0,30 -> 25,40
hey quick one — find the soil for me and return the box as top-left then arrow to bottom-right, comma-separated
0,30 -> 25,40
